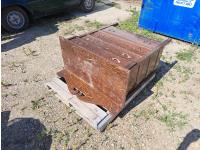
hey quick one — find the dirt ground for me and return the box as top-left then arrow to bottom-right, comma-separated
1,0 -> 200,150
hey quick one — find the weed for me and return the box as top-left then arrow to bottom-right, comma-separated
1,81 -> 13,87
9,62 -> 21,70
2,93 -> 9,98
31,97 -> 44,110
68,109 -> 76,114
9,61 -> 26,73
119,145 -> 125,150
118,10 -> 163,41
72,139 -> 89,150
106,123 -> 118,130
176,50 -> 194,62
23,47 -> 40,56
2,35 -> 12,41
152,78 -> 165,100
174,64 -> 193,82
21,106 -> 28,111
37,128 -> 50,141
33,74 -> 43,82
64,26 -> 75,35
158,111 -> 187,131
171,90 -> 176,98
74,24 -> 85,31
63,132 -> 70,146
23,79 -> 29,82
85,20 -> 103,29
134,109 -> 158,121
161,55 -> 167,61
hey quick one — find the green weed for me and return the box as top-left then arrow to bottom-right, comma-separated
1,81 -> 13,87
23,47 -> 40,56
74,24 -> 85,31
85,20 -> 103,29
64,25 -> 75,35
134,109 -> 158,121
37,128 -> 50,141
174,65 -> 193,82
31,97 -> 44,110
118,10 -> 163,41
176,50 -> 194,62
158,111 -> 187,131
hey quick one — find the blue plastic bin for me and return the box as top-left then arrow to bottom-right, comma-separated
139,0 -> 200,45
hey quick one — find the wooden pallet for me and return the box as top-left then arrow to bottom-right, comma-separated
46,74 -> 155,131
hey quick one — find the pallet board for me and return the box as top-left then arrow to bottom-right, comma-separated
46,74 -> 155,131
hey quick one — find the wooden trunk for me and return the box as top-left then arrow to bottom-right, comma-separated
59,26 -> 171,116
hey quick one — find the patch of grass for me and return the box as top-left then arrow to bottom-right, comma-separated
74,24 -> 85,31
49,129 -> 70,145
176,50 -> 194,62
118,10 -> 163,41
85,20 -> 103,29
62,23 -> 85,35
63,133 -> 70,147
158,111 -> 187,131
174,65 -> 193,82
64,26 -> 75,35
134,109 -> 158,121
31,97 -> 44,110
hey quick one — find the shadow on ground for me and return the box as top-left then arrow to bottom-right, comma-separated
177,129 -> 200,150
1,2 -> 112,52
1,111 -> 52,150
119,60 -> 177,117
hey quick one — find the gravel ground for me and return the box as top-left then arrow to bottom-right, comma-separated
1,1 -> 200,150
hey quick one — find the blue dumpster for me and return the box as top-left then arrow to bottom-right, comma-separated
139,0 -> 200,45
